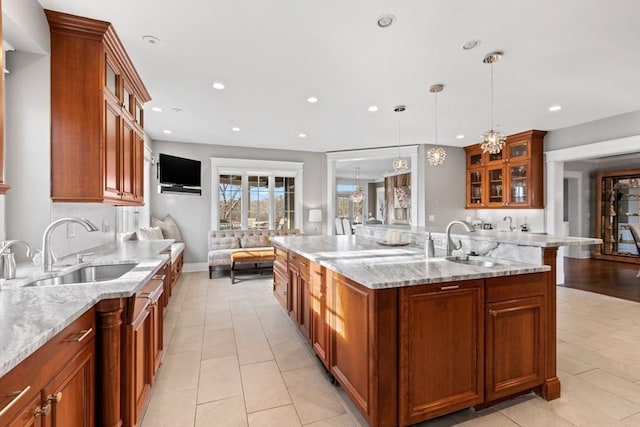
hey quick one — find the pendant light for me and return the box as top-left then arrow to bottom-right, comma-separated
350,167 -> 365,203
392,105 -> 408,171
480,51 -> 506,154
427,84 -> 446,166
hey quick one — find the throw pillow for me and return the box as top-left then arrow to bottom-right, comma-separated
151,214 -> 184,242
209,237 -> 240,250
137,226 -> 164,240
240,235 -> 270,248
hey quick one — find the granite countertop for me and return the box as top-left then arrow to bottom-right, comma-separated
0,240 -> 173,378
271,235 -> 551,289
361,224 -> 603,247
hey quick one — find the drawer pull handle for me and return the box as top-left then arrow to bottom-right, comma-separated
47,392 -> 63,403
70,328 -> 93,342
314,271 -> 323,276
440,285 -> 459,290
0,386 -> 31,417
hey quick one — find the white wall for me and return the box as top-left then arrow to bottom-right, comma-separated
150,140 -> 326,264
423,144 -> 467,228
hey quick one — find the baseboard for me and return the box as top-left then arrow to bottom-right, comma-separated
183,262 -> 208,272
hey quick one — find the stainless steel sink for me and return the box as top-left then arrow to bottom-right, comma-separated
24,263 -> 137,287
445,256 -> 500,268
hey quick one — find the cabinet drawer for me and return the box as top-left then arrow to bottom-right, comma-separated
486,273 -> 546,302
274,246 -> 288,266
273,270 -> 288,309
0,307 -> 96,424
290,252 -> 310,279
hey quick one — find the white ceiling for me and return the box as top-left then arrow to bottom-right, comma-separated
36,1 -> 640,153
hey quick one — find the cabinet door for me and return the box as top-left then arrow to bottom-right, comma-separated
485,149 -> 506,166
44,343 -> 95,427
133,133 -> 145,201
287,267 -> 299,322
399,281 -> 484,425
310,265 -> 329,368
486,296 -> 545,401
133,310 -> 152,426
298,274 -> 311,341
486,166 -> 505,208
121,117 -> 135,201
506,161 -> 530,207
466,169 -> 484,208
273,269 -> 288,310
104,100 -> 122,201
5,394 -> 43,427
465,146 -> 484,169
507,139 -> 529,161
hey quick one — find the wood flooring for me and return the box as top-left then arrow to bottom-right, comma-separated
562,257 -> 640,302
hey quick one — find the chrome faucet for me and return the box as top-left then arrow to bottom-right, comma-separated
0,240 -> 33,279
42,218 -> 98,273
445,220 -> 475,257
503,215 -> 516,231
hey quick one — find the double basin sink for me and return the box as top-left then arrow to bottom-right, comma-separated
24,263 -> 137,287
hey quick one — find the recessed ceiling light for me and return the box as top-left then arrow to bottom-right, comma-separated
549,105 -> 562,112
171,107 -> 183,113
212,82 -> 225,90
456,134 -> 465,139
307,97 -> 318,103
151,107 -> 162,112
163,129 -> 172,134
142,35 -> 160,45
232,127 -> 240,132
368,105 -> 378,112
462,39 -> 481,50
298,133 -> 307,138
377,15 -> 395,28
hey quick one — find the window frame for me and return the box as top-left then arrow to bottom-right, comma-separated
211,158 -> 303,231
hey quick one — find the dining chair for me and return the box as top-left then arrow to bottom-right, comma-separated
628,223 -> 640,277
342,218 -> 353,235
335,218 -> 345,235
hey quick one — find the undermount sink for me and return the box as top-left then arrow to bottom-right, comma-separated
445,256 -> 500,268
24,263 -> 137,287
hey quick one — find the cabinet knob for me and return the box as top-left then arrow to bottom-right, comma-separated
33,403 -> 51,417
47,392 -> 63,403
489,309 -> 498,317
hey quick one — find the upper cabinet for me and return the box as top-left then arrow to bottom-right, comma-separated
46,10 -> 151,205
464,130 -> 546,209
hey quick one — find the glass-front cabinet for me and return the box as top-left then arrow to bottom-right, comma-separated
464,130 -> 546,209
595,168 -> 640,263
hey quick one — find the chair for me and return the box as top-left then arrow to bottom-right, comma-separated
342,218 -> 353,235
628,223 -> 640,277
335,218 -> 345,235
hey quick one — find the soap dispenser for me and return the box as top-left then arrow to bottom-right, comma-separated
425,233 -> 435,259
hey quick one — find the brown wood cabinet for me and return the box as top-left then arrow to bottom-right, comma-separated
0,308 -> 96,427
465,130 -> 546,209
310,262 -> 330,369
288,252 -> 311,340
273,245 -> 289,309
399,280 -> 484,425
46,10 -> 150,205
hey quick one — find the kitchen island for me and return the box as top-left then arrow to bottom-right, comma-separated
0,240 -> 174,427
270,233 -> 598,427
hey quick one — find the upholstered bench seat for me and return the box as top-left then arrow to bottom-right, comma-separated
230,248 -> 275,284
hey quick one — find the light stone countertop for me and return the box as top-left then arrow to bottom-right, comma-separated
270,235 -> 552,289
0,240 -> 173,378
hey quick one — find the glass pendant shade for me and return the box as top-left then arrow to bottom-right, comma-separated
427,146 -> 446,166
392,105 -> 407,171
428,84 -> 446,167
481,52 -> 506,154
350,167 -> 365,203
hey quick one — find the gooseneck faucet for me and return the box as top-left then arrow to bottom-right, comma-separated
0,240 -> 33,279
503,215 -> 516,231
445,220 -> 475,256
42,218 -> 98,272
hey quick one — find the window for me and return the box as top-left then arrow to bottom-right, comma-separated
211,159 -> 303,231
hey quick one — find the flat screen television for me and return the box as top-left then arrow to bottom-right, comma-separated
158,153 -> 201,188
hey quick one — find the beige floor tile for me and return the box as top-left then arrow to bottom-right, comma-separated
175,308 -> 207,328
195,395 -> 248,427
457,412 -> 520,426
236,331 -> 274,365
303,413 -> 359,427
141,386 -> 197,427
559,370 -> 640,419
596,344 -> 640,370
499,399 -> 576,427
578,369 -> 640,406
153,351 -> 201,392
557,353 -> 595,375
202,328 -> 237,360
558,340 -> 640,382
247,405 -> 302,427
272,335 -> 317,372
552,399 -> 627,426
197,355 -> 243,404
621,412 -> 640,426
205,309 -> 234,331
241,360 -> 292,413
168,325 -> 204,354
283,366 -> 346,424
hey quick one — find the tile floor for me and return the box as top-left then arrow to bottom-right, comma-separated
141,272 -> 640,427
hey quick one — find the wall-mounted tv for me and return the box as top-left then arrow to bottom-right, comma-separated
158,153 -> 201,188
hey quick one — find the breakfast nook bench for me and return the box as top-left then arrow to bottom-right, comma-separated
230,248 -> 275,283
